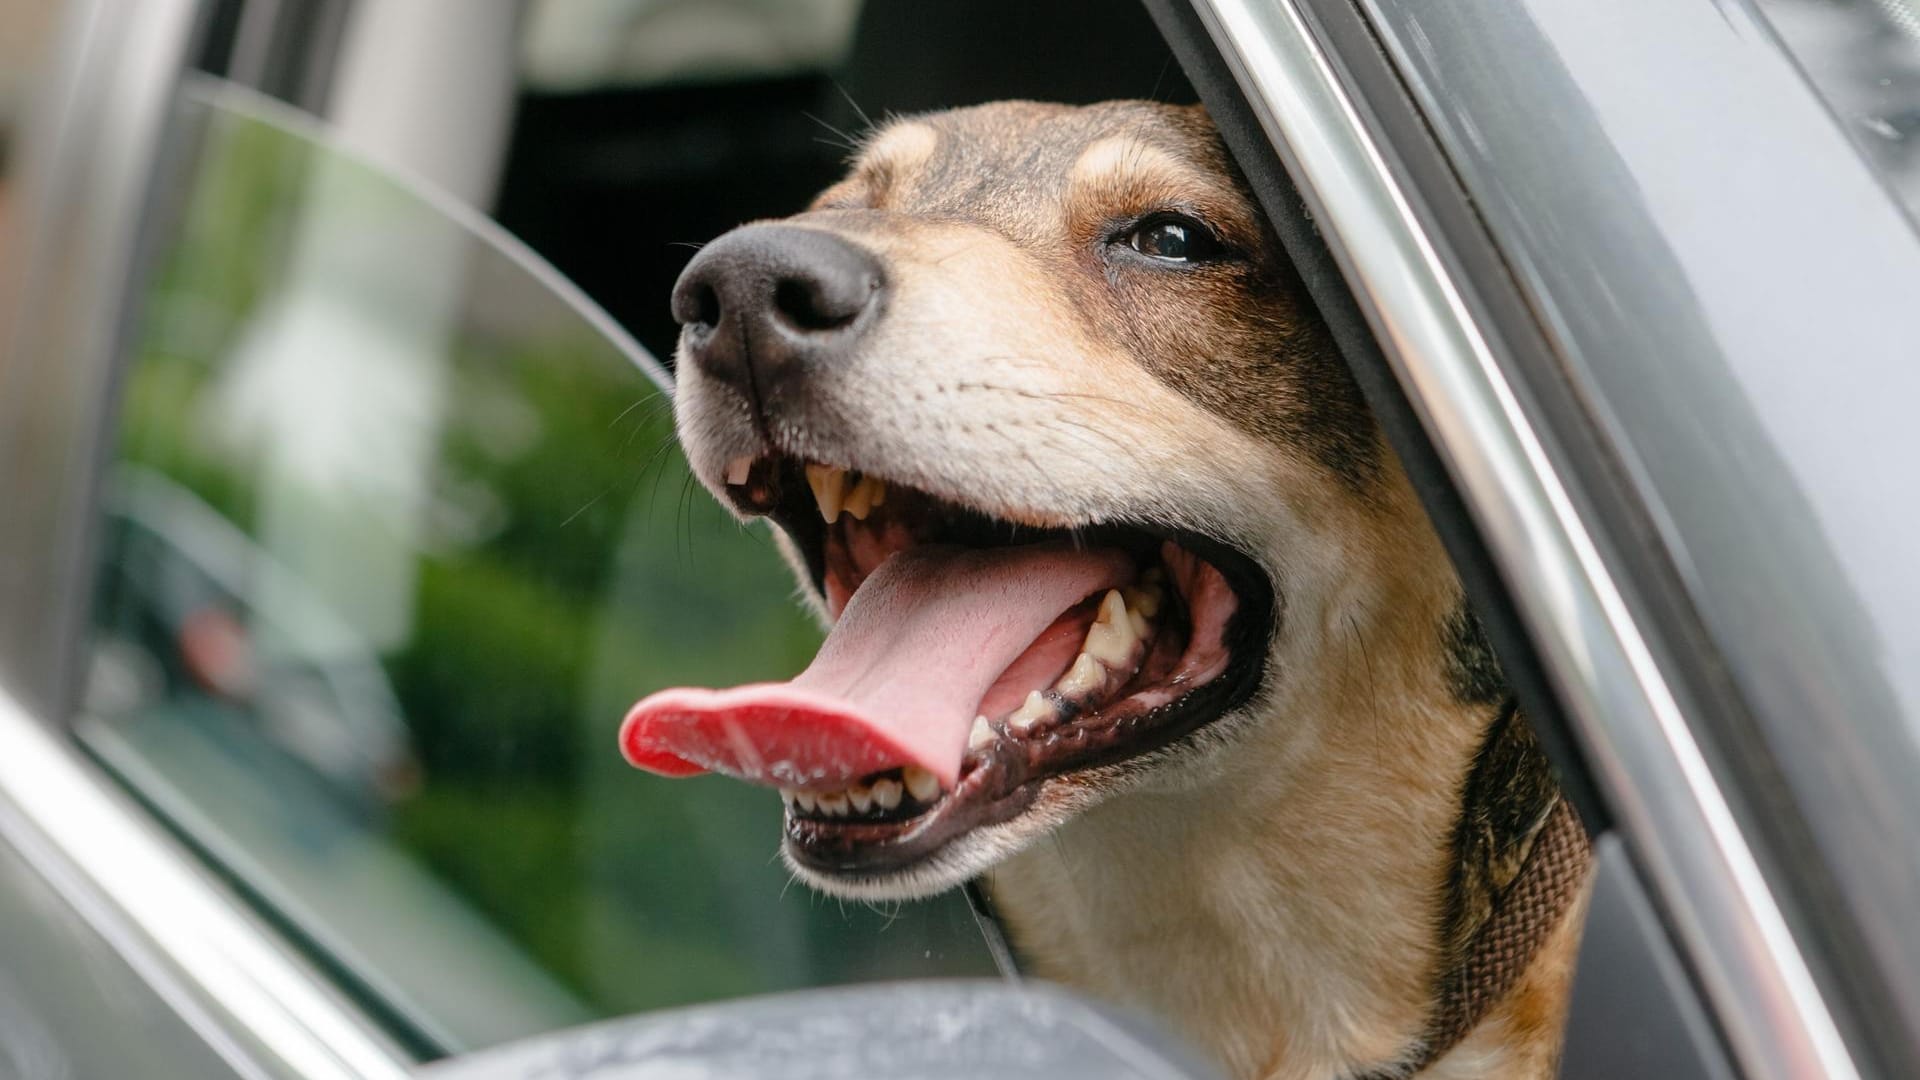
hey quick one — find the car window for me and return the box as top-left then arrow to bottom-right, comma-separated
78,82 -> 992,1057
1754,0 -> 1920,229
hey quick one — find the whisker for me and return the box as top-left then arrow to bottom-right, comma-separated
1148,51 -> 1177,103
953,377 -> 1155,416
831,79 -> 876,134
560,483 -> 615,529
606,394 -> 656,429
802,110 -> 859,152
978,421 -> 1055,488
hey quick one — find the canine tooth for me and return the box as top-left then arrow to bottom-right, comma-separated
843,476 -> 878,520
817,790 -> 850,816
969,715 -> 996,750
849,783 -> 874,813
1095,589 -> 1128,628
794,791 -> 817,813
903,766 -> 941,803
779,787 -> 797,807
1009,689 -> 1051,730
872,777 -> 903,810
1056,652 -> 1105,696
1084,614 -> 1134,666
724,455 -> 754,485
805,464 -> 847,522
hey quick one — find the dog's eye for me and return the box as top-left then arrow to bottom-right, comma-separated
1125,215 -> 1224,263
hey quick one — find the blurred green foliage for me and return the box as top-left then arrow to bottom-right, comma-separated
96,100 -> 992,1046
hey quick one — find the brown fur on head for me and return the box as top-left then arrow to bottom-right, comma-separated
668,101 -> 1579,1078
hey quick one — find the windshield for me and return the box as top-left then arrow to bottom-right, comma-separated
81,81 -> 991,1057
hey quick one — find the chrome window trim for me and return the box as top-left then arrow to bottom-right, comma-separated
0,0 -> 203,717
1186,2 -> 1860,1078
0,687 -> 416,1080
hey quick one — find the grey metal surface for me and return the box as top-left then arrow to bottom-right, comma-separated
0,684 -> 416,1079
1358,0 -> 1920,1069
419,981 -> 1217,1080
0,0 -> 201,720
1559,835 -> 1735,1080
0,814 -> 246,1080
1187,1 -> 1860,1079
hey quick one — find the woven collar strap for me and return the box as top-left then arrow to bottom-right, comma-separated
1350,697 -> 1592,1079
1425,797 -> 1590,1063
1356,795 -> 1592,1079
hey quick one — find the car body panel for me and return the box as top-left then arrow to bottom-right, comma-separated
0,828 -> 246,1080
1358,0 -> 1920,1070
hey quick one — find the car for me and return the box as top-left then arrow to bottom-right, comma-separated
0,0 -> 1913,1077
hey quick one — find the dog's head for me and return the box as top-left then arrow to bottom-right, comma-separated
629,101 -> 1454,898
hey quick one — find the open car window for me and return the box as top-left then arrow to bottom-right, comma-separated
79,80 -> 992,1057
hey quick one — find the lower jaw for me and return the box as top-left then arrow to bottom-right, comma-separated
784,775 -> 1041,877
779,521 -> 1278,878
783,637 -> 1271,878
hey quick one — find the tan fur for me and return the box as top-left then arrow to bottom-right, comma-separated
671,101 -> 1586,1078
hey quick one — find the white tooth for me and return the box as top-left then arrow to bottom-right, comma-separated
725,455 -> 754,485
1096,589 -> 1128,628
795,791 -> 817,813
1056,652 -> 1105,696
805,464 -> 847,522
1009,689 -> 1051,730
818,790 -> 850,816
903,766 -> 941,803
1085,616 -> 1133,665
849,783 -> 873,813
1129,610 -> 1151,639
969,715 -> 996,750
872,777 -> 903,810
843,476 -> 877,520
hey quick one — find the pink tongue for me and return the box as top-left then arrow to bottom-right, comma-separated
620,542 -> 1132,789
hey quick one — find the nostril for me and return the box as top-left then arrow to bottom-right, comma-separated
774,274 -> 872,332
689,282 -> 721,329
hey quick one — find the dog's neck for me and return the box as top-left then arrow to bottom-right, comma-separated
990,578 -> 1570,1079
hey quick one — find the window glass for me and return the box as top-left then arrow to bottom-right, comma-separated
520,0 -> 863,92
1755,0 -> 1920,228
81,84 -> 991,1056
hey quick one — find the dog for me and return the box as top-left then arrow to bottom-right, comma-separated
621,100 -> 1590,1079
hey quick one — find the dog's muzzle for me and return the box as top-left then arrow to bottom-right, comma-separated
672,224 -> 885,417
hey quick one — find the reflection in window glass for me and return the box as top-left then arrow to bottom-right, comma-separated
1757,0 -> 1920,227
521,0 -> 863,92
83,89 -> 991,1056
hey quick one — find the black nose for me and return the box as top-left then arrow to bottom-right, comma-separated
672,224 -> 884,411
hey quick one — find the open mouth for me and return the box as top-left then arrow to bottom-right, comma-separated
621,454 -> 1274,877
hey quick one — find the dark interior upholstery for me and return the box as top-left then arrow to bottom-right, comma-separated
493,0 -> 1196,367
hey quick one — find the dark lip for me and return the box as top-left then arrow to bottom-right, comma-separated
737,460 -> 1279,878
718,454 -> 1276,877
785,561 -> 1273,878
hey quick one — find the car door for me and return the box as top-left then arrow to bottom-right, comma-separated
1153,0 -> 1919,1077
